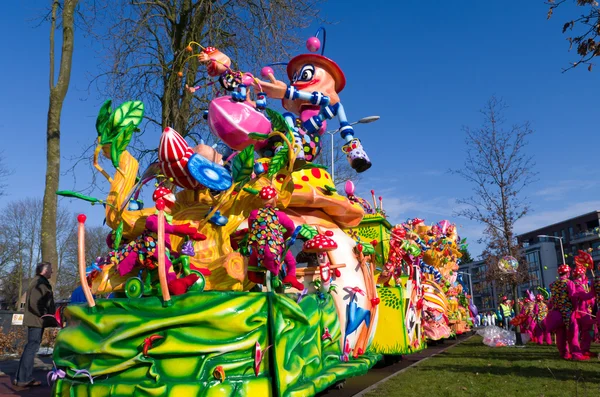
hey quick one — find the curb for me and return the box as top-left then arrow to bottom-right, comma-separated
353,334 -> 474,397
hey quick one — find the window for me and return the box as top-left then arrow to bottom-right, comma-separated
569,227 -> 574,239
525,251 -> 543,291
553,231 -> 559,238
561,229 -> 567,240
19,302 -> 24,309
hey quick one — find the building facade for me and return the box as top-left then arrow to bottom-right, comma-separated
517,210 -> 600,268
458,259 -> 498,313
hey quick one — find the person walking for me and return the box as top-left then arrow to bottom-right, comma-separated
13,262 -> 56,387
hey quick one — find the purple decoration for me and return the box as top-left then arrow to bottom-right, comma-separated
73,369 -> 94,384
180,240 -> 195,257
47,363 -> 66,386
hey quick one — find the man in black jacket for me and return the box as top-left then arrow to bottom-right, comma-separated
13,261 -> 55,387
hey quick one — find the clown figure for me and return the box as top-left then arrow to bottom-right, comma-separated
115,186 -> 210,295
537,264 -> 591,360
247,186 -> 304,290
533,294 -> 552,345
520,295 -> 536,341
572,265 -> 596,357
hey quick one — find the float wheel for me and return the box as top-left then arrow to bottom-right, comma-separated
125,277 -> 144,299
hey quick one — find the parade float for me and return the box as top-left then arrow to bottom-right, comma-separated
50,30 -> 384,397
340,187 -> 472,353
341,190 -> 425,356
415,221 -> 473,337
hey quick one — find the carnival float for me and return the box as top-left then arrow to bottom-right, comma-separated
49,28 -> 474,396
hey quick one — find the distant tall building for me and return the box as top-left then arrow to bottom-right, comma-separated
517,210 -> 600,270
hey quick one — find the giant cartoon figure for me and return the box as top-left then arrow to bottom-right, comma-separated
198,29 -> 372,173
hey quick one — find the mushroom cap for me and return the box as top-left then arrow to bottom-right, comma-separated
153,186 -> 173,202
259,186 -> 277,200
303,232 -> 338,253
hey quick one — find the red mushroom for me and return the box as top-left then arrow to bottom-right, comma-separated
303,232 -> 338,287
153,186 -> 176,208
258,186 -> 277,201
303,233 -> 338,253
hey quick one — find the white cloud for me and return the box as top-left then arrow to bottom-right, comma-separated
515,200 -> 600,234
535,180 -> 599,200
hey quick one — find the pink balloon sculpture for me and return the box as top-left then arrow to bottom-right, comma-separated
345,180 -> 355,197
207,97 -> 271,151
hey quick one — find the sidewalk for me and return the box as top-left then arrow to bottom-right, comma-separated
0,355 -> 53,397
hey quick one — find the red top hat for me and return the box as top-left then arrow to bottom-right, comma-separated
287,54 -> 346,93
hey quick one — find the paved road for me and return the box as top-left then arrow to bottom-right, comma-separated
0,355 -> 53,397
0,333 -> 473,397
317,333 -> 474,397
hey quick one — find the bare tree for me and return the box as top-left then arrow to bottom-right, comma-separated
546,0 -> 600,71
0,198 -> 76,308
315,134 -> 361,188
0,152 -> 11,197
87,0 -> 321,162
452,97 -> 537,340
56,225 -> 109,299
41,0 -> 79,286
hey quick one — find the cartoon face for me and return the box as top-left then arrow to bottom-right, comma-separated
283,61 -> 340,119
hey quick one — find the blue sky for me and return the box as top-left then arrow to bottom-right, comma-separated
1,1 -> 600,258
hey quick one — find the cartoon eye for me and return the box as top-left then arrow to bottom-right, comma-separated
294,65 -> 315,82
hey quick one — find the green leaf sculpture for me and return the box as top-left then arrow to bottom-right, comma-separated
248,132 -> 270,141
95,100 -> 145,168
266,108 -> 291,133
112,221 -> 124,249
112,101 -> 145,131
360,242 -> 376,255
96,100 -> 113,138
231,145 -> 255,183
267,146 -> 288,178
56,190 -> 102,204
297,163 -> 328,171
298,224 -> 318,241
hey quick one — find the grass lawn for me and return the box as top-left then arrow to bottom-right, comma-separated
363,336 -> 600,397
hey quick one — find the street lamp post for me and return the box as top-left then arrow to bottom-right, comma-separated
537,235 -> 566,265
325,116 -> 380,183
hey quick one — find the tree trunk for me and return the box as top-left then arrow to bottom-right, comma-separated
41,0 -> 78,286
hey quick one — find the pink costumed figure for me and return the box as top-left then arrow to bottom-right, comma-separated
537,264 -> 591,360
519,294 -> 536,342
247,186 -> 304,290
115,186 -> 210,295
572,265 -> 596,357
594,271 -> 600,343
533,294 -> 552,345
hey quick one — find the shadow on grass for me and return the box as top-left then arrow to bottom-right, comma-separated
415,362 -> 600,382
442,350 -> 560,361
